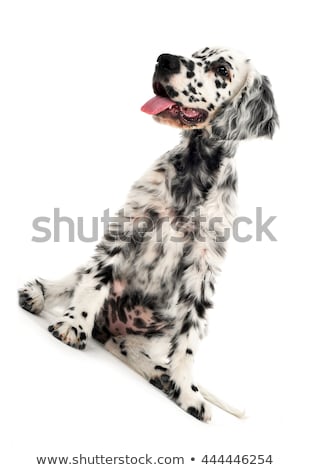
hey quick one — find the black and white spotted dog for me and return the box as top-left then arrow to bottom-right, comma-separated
19,46 -> 278,422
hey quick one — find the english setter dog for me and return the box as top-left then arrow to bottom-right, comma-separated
19,46 -> 278,422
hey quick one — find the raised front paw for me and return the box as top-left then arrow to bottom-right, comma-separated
48,320 -> 87,350
18,280 -> 45,315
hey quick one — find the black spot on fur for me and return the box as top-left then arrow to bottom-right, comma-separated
71,326 -> 78,336
106,246 -> 122,256
186,348 -> 193,355
166,85 -> 179,98
191,385 -> 199,392
92,323 -> 111,344
168,335 -> 178,358
154,365 -> 168,372
118,306 -> 127,323
172,386 -> 181,400
188,83 -> 197,95
187,405 -> 204,420
133,317 -> 146,328
187,406 -> 199,418
180,58 -> 195,71
180,319 -> 192,335
81,311 -> 88,318
194,300 -> 206,318
204,63 -> 211,73
94,264 -> 113,284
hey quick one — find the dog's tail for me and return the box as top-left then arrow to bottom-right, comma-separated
198,385 -> 246,419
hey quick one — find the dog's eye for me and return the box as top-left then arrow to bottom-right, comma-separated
216,66 -> 229,77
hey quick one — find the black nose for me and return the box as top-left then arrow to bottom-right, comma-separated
157,54 -> 180,74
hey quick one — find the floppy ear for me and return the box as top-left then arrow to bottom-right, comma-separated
211,71 -> 279,140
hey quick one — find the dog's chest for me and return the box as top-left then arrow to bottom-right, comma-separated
96,156 -> 237,340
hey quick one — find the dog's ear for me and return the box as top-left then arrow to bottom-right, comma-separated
211,71 -> 279,140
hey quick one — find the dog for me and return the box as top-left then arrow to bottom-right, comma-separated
19,46 -> 278,422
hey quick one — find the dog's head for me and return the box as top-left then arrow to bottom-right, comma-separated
141,46 -> 278,140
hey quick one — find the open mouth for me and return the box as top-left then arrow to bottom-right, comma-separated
141,82 -> 208,126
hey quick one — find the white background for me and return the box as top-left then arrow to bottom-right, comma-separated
1,0 -> 310,468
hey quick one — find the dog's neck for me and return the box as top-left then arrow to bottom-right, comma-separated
168,129 -> 238,216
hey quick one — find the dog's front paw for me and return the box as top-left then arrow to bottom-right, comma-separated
18,280 -> 45,315
48,320 -> 87,350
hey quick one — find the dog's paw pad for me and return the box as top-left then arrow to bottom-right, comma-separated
18,280 -> 44,315
48,321 -> 87,350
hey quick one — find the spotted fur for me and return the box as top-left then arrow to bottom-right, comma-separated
18,46 -> 278,422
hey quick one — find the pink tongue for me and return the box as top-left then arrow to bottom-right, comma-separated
141,96 -> 176,115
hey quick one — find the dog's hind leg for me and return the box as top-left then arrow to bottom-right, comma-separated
101,333 -> 212,422
18,269 -> 83,315
101,335 -> 170,379
103,334 -> 244,420
19,261 -> 111,350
